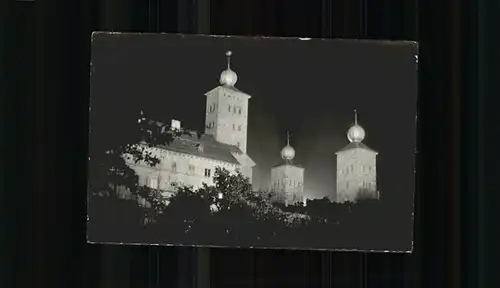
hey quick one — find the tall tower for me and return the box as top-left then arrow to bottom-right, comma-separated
204,51 -> 251,154
270,133 -> 305,205
335,110 -> 379,203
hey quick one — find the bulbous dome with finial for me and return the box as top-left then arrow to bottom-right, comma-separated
281,132 -> 296,161
281,145 -> 295,161
281,144 -> 296,161
219,51 -> 238,86
347,109 -> 366,143
347,125 -> 365,143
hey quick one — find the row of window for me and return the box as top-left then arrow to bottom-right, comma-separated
206,122 -> 244,132
147,170 -> 212,190
339,165 -> 375,175
148,177 -> 178,190
273,179 -> 303,189
341,181 -> 374,190
168,162 -> 212,178
207,103 -> 243,116
362,181 -> 373,189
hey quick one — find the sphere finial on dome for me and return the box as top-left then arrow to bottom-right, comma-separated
281,132 -> 296,162
219,50 -> 238,86
347,109 -> 366,143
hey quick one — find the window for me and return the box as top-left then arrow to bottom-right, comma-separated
237,141 -> 240,148
149,177 -> 158,189
171,162 -> 177,172
228,105 -> 231,112
238,125 -> 241,131
238,108 -> 242,115
233,123 -> 236,130
170,181 -> 177,189
189,164 -> 195,174
350,165 -> 354,173
298,182 -> 302,188
204,168 -> 211,177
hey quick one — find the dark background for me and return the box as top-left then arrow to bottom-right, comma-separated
90,33 -> 417,202
4,0 -> 498,287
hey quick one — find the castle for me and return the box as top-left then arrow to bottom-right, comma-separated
122,51 -> 255,202
120,51 -> 379,205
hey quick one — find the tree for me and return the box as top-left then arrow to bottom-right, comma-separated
147,167 -> 311,247
87,110 -> 182,241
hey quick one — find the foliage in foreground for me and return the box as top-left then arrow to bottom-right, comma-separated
87,111 -> 411,250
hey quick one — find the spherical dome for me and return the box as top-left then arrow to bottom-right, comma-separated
281,144 -> 296,161
219,69 -> 238,86
347,125 -> 365,143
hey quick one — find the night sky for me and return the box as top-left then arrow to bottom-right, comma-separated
90,33 -> 417,206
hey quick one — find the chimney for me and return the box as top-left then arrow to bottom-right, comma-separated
171,119 -> 181,130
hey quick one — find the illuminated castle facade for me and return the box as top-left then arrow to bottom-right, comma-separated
335,111 -> 379,203
269,133 -> 305,205
122,51 -> 256,202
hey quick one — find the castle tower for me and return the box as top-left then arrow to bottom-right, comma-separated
335,110 -> 379,203
270,133 -> 305,205
204,51 -> 251,154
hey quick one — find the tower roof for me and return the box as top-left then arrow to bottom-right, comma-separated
336,110 -> 378,154
219,51 -> 238,86
347,109 -> 366,143
280,132 -> 296,162
272,162 -> 304,169
274,132 -> 304,168
336,142 -> 377,154
154,131 -> 243,164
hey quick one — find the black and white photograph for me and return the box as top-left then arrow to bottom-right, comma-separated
87,33 -> 417,252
